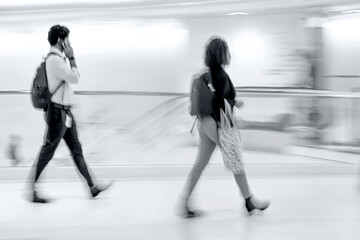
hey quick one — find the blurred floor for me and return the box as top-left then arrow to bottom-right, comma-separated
0,176 -> 359,240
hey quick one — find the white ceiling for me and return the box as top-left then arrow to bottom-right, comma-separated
0,0 -> 359,11
1,0 -> 360,22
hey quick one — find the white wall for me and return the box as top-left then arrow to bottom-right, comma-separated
321,14 -> 360,142
323,14 -> 360,78
0,13 -> 312,92
186,13 -> 311,88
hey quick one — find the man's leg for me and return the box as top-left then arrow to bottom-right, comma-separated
63,113 -> 112,197
31,107 -> 67,202
63,117 -> 94,188
33,123 -> 66,184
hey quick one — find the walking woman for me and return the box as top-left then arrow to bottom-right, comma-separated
178,36 -> 270,217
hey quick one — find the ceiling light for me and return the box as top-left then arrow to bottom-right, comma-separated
180,2 -> 201,6
226,12 -> 250,16
342,10 -> 360,14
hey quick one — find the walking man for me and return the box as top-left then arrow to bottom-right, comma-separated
31,25 -> 112,203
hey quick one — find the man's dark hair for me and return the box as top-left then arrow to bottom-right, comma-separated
204,36 -> 230,70
48,25 -> 70,46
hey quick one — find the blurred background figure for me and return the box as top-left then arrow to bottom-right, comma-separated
303,50 -> 317,89
6,134 -> 22,167
295,49 -> 318,89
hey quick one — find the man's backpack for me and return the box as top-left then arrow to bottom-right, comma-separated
189,72 -> 216,116
31,53 -> 64,110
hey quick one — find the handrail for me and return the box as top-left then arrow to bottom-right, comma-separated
324,75 -> 360,78
0,90 -> 188,96
1,88 -> 360,98
235,88 -> 360,98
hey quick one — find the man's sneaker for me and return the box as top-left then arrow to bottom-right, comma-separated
90,181 -> 114,198
32,191 -> 49,203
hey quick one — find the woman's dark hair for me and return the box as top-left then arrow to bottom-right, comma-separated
204,36 -> 230,70
48,25 -> 70,46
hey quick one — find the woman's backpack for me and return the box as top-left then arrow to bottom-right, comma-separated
189,72 -> 216,116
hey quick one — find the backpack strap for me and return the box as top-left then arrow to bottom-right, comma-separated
45,52 -> 66,96
202,73 -> 220,128
51,81 -> 65,96
190,116 -> 198,134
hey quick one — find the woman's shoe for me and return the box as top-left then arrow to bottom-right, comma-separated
176,197 -> 201,218
181,205 -> 199,218
245,195 -> 271,215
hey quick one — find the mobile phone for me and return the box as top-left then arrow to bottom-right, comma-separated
64,39 -> 71,48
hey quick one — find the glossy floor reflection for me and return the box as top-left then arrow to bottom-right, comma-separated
0,175 -> 359,240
